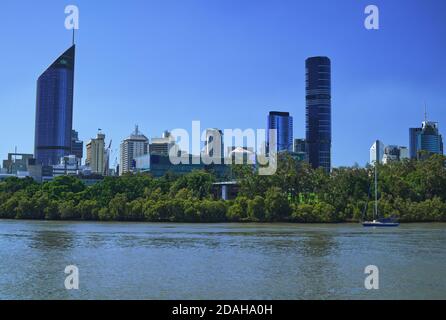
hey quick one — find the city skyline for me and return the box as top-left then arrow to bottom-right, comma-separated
1,0 -> 445,168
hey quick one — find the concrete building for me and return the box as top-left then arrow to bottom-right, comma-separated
370,140 -> 385,165
2,153 -> 34,174
149,130 -> 176,156
204,128 -> 224,159
53,155 -> 82,176
382,145 -> 409,164
86,132 -> 106,175
134,154 -> 229,178
120,125 -> 149,175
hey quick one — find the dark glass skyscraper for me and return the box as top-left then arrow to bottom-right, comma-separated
410,121 -> 443,159
305,56 -> 331,172
267,111 -> 293,153
34,45 -> 75,166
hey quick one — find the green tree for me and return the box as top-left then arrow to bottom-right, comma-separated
264,187 -> 291,221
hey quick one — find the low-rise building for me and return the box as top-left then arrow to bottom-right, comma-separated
2,153 -> 34,174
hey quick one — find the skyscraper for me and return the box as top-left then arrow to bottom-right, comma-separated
267,111 -> 293,153
86,132 -> 106,175
409,128 -> 422,159
120,125 -> 149,175
370,140 -> 385,165
149,131 -> 175,156
305,56 -> 331,172
34,45 -> 76,166
71,130 -> 83,164
410,120 -> 444,159
204,128 -> 224,159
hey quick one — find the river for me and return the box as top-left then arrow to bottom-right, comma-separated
0,220 -> 445,300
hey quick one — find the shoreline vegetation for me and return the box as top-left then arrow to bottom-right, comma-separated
1,154 -> 446,223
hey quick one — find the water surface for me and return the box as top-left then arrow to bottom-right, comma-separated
0,220 -> 445,300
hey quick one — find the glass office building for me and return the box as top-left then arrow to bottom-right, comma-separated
410,121 -> 444,159
34,45 -> 76,166
305,56 -> 331,172
267,111 -> 293,153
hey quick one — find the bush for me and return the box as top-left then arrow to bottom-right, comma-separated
247,196 -> 266,221
265,187 -> 292,221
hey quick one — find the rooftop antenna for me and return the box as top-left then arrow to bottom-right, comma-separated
424,102 -> 428,122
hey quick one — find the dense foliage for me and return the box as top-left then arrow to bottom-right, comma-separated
1,154 -> 446,223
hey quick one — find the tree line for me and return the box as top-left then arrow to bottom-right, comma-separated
1,154 -> 446,223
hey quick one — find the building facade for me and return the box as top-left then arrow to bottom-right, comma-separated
120,126 -> 149,175
149,131 -> 176,156
370,140 -> 385,165
71,130 -> 83,165
410,121 -> 443,159
34,45 -> 75,166
2,153 -> 34,174
86,132 -> 106,175
382,145 -> 410,164
294,138 -> 308,162
135,154 -> 229,178
305,56 -> 332,172
267,111 -> 293,153
204,128 -> 224,159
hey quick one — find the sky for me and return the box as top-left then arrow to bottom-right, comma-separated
0,0 -> 445,167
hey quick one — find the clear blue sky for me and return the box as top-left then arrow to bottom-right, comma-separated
0,0 -> 445,167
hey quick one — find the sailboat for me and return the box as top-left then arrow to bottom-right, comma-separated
362,163 -> 400,227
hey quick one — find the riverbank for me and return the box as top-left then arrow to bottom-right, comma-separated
2,155 -> 446,223
1,217 -> 445,224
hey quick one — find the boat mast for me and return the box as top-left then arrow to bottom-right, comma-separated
374,163 -> 378,220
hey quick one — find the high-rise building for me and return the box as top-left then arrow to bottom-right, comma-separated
382,145 -> 410,164
267,111 -> 293,153
293,138 -> 308,162
306,56 -> 332,172
71,130 -> 83,164
294,139 -> 306,153
86,132 -> 106,175
409,128 -> 422,159
34,45 -> 75,166
399,147 -> 410,160
370,140 -> 385,165
120,125 -> 149,175
410,120 -> 443,159
204,128 -> 224,159
149,131 -> 175,156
